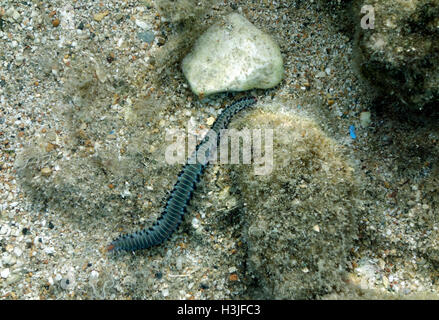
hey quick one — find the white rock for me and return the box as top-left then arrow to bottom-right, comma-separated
182,13 -> 283,96
1,268 -> 10,279
0,225 -> 10,236
2,254 -> 16,266
135,19 -> 148,30
191,217 -> 200,229
44,247 -> 55,255
11,228 -> 19,236
90,270 -> 99,282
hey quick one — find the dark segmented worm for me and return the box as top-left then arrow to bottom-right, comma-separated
107,96 -> 257,252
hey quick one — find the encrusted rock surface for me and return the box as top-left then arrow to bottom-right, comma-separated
354,0 -> 439,110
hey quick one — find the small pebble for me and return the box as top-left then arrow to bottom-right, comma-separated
191,217 -> 201,229
41,167 -> 52,176
137,31 -> 155,44
360,111 -> 371,128
206,117 -> 215,126
229,274 -> 238,281
176,257 -> 183,271
60,273 -> 75,290
315,71 -> 326,78
200,283 -> 209,290
15,55 -> 25,66
89,270 -> 99,282
60,278 -> 71,290
135,19 -> 148,30
2,254 -> 15,266
44,247 -> 55,255
382,275 -> 389,287
1,268 -> 10,279
13,247 -> 22,257
93,11 -> 109,22
0,225 -> 10,235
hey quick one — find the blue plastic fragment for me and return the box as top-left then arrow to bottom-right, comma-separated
349,125 -> 356,140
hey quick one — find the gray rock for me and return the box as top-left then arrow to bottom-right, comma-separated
182,13 -> 283,96
137,31 -> 155,44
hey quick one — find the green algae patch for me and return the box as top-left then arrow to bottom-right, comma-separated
230,104 -> 360,299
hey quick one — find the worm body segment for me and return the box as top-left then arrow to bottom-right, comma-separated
108,96 -> 257,252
